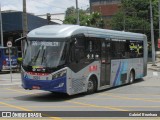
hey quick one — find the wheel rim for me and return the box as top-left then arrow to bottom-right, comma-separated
130,72 -> 134,83
88,80 -> 94,91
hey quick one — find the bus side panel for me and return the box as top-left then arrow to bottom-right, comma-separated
67,61 -> 100,95
131,58 -> 144,79
111,59 -> 128,87
111,58 -> 144,87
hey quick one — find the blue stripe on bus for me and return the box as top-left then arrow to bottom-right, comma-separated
113,61 -> 129,86
113,62 -> 121,86
22,76 -> 67,93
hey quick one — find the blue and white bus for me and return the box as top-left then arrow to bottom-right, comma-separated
0,47 -> 18,71
21,25 -> 147,95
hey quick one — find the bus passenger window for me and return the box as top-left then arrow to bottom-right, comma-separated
85,37 -> 101,60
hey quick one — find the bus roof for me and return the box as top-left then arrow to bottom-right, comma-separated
27,25 -> 146,40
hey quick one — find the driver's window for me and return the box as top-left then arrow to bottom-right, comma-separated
70,34 -> 85,63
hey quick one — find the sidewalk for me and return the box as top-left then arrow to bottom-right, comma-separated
0,71 -> 21,88
148,61 -> 160,72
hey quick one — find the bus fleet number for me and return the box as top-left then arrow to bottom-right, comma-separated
33,76 -> 40,80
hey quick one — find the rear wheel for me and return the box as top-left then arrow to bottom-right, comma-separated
87,76 -> 97,94
129,71 -> 135,84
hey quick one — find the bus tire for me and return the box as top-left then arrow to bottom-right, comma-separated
87,76 -> 97,94
129,70 -> 135,84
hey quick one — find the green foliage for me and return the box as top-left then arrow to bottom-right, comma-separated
110,0 -> 159,41
63,7 -> 104,28
17,57 -> 23,64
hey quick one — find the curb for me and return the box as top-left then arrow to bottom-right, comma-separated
148,67 -> 160,72
0,83 -> 22,88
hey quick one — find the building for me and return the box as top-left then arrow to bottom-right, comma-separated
0,11 -> 57,56
37,13 -> 65,24
90,0 -> 121,28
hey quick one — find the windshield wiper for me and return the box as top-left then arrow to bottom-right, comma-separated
28,47 -> 41,65
41,49 -> 46,65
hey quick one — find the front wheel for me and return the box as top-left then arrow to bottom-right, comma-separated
87,76 -> 97,94
129,71 -> 135,84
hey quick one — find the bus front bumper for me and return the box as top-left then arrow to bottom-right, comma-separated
22,76 -> 67,93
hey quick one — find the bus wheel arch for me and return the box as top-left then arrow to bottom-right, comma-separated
87,74 -> 98,94
129,69 -> 135,84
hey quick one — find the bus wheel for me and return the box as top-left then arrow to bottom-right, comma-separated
129,71 -> 135,84
87,76 -> 97,94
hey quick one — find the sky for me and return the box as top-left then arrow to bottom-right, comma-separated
0,0 -> 89,15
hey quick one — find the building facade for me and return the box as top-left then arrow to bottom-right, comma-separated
90,0 -> 121,28
0,11 -> 57,56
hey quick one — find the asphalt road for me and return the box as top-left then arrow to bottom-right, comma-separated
0,69 -> 160,120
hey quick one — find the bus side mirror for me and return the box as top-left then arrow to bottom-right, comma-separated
15,37 -> 28,57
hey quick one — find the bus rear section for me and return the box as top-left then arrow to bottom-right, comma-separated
0,47 -> 18,71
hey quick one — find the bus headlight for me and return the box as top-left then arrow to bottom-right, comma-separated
52,70 -> 67,79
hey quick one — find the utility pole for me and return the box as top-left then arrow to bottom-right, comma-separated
89,0 -> 92,14
22,0 -> 28,57
150,0 -> 156,66
123,11 -> 126,31
23,0 -> 28,37
159,0 -> 160,38
0,4 -> 3,46
76,0 -> 80,25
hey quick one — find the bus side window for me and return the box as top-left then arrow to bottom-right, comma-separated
69,42 -> 76,62
70,34 -> 85,63
75,37 -> 85,60
85,37 -> 101,60
111,39 -> 131,59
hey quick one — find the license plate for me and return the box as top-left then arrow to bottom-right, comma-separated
32,86 -> 40,90
33,76 -> 40,80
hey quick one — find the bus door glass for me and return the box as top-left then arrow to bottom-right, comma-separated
0,49 -> 2,70
100,38 -> 111,86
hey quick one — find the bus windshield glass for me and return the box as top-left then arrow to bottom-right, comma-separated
4,48 -> 17,56
23,40 -> 66,68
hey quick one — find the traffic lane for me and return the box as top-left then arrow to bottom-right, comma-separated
0,80 -> 160,112
3,88 -> 120,111
0,88 -> 90,110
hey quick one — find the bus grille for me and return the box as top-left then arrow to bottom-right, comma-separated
72,78 -> 85,93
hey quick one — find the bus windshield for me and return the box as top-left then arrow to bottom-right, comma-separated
4,48 -> 17,56
23,40 -> 66,68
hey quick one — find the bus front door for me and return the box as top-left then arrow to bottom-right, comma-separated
100,40 -> 111,86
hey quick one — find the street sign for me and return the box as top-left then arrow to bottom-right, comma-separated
7,41 -> 12,47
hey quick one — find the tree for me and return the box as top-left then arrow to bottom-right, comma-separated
63,7 -> 77,24
63,7 -> 104,28
110,0 -> 159,41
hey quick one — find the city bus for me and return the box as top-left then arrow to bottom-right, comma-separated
0,47 -> 18,71
21,25 -> 147,95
